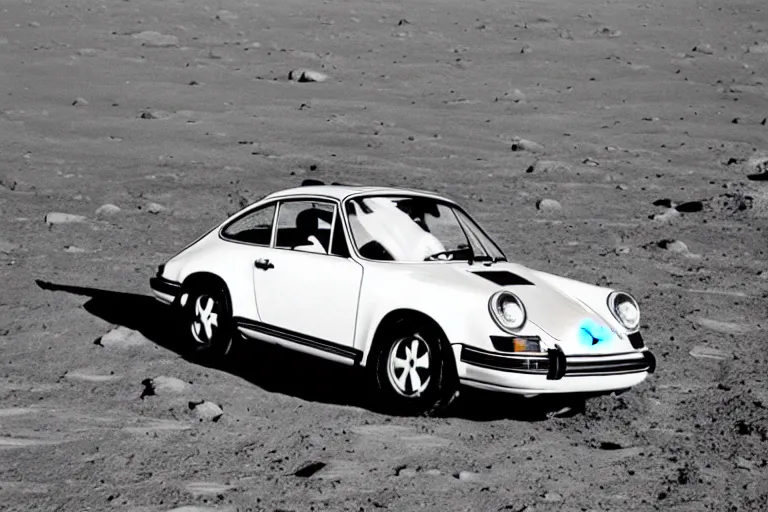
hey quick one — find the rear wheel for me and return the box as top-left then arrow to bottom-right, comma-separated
176,280 -> 235,360
367,319 -> 459,416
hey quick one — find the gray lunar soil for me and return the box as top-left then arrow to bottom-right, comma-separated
1,0 -> 767,511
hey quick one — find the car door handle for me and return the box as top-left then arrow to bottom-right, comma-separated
254,258 -> 274,270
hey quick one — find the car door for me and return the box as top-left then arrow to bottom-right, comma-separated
217,200 -> 278,321
251,198 -> 364,361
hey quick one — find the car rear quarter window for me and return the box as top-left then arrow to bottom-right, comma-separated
221,204 -> 276,245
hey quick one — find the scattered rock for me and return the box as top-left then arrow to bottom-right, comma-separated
146,202 -> 168,214
707,192 -> 754,213
599,441 -> 623,450
28,21 -> 40,28
424,469 -> 442,476
154,375 -> 188,393
189,400 -> 223,422
288,69 -> 328,83
657,239 -> 690,254
76,48 -> 99,57
293,461 -> 326,477
525,159 -> 571,174
536,198 -> 562,212
616,184 -> 628,191
45,212 -> 87,225
132,31 -> 179,48
582,157 -> 600,166
735,457 -> 754,470
510,136 -> 543,153
595,27 -> 621,37
95,204 -> 121,217
689,345 -> 729,361
542,491 -> 563,502
142,376 -> 187,398
748,152 -> 768,169
495,88 -> 526,103
0,238 -> 19,254
138,109 -> 171,120
0,175 -> 18,191
653,198 -> 673,208
72,98 -> 89,106
649,209 -> 680,222
63,246 -> 88,253
692,43 -> 714,55
520,44 -> 532,54
746,153 -> 768,180
96,326 -> 150,348
454,470 -> 482,482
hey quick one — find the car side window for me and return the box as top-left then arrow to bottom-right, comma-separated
221,203 -> 276,245
275,200 -> 335,254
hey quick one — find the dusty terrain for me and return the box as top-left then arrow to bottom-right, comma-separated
1,0 -> 767,510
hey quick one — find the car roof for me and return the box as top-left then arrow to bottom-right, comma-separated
263,184 -> 455,203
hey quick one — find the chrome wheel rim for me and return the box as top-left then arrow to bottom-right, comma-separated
190,294 -> 219,345
387,336 -> 431,397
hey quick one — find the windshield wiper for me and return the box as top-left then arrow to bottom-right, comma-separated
467,254 -> 493,265
467,254 -> 506,265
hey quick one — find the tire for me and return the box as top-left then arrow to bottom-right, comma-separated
175,280 -> 235,360
367,319 -> 459,416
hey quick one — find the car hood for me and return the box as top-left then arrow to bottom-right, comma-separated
400,261 -> 622,352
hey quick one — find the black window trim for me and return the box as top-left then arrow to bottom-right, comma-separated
273,197 -> 337,254
219,193 -> 357,260
218,199 -> 279,247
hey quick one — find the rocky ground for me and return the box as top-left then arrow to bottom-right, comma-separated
1,0 -> 767,510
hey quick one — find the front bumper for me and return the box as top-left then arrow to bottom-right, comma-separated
456,344 -> 656,395
149,276 -> 181,305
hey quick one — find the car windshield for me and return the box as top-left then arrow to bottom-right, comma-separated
344,195 -> 506,263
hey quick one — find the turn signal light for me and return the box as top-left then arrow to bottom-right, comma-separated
513,337 -> 541,353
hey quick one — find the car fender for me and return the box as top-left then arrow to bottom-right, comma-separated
355,264 -> 510,367
163,235 -> 261,322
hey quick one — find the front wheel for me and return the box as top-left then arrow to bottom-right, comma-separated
367,321 -> 459,416
176,281 -> 235,360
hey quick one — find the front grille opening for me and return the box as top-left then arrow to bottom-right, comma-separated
628,332 -> 644,349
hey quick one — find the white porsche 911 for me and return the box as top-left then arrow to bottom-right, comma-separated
150,180 -> 655,415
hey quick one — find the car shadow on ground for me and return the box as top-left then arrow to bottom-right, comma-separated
35,279 -> 587,422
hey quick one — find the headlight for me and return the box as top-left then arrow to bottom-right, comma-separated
489,291 -> 526,332
608,292 -> 640,331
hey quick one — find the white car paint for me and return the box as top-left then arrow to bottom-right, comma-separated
150,184 -> 655,397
